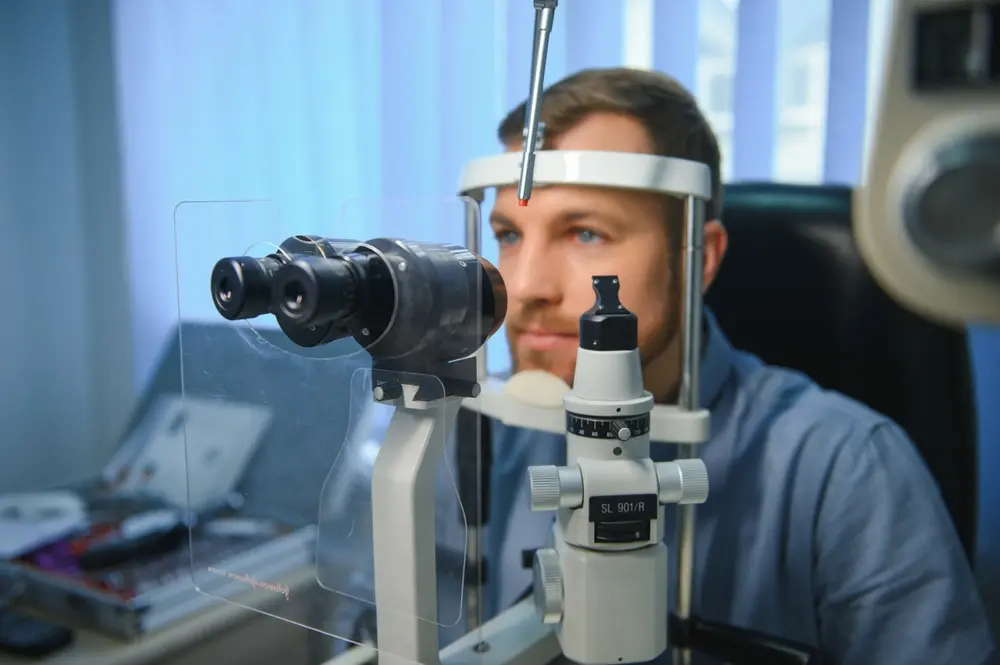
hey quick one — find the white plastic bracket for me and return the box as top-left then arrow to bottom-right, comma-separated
462,379 -> 710,445
371,385 -> 464,665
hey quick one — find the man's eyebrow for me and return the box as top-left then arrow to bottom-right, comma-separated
556,209 -> 628,229
489,212 -> 516,228
489,209 -> 628,230
558,210 -> 600,224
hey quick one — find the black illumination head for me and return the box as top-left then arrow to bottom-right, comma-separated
579,275 -> 638,352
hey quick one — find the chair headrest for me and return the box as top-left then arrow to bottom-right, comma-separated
706,182 -> 978,560
708,182 -> 867,387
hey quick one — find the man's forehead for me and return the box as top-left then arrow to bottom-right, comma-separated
493,111 -> 656,205
493,181 -> 599,207
504,112 -> 653,154
491,181 -> 663,228
491,112 -> 661,218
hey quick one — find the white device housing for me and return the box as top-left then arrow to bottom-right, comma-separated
855,0 -> 1000,325
547,528 -> 669,663
529,343 -> 708,665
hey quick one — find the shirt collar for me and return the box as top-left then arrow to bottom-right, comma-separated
699,308 -> 735,409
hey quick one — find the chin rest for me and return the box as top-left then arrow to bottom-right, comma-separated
705,182 -> 979,563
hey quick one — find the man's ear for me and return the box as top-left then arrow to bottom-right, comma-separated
701,220 -> 728,294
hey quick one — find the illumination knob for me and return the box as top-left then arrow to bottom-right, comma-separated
655,459 -> 710,505
532,548 -> 563,624
613,420 -> 631,441
527,465 -> 584,511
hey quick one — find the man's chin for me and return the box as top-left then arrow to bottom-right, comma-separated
510,355 -> 575,388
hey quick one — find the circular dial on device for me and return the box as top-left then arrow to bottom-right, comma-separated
566,412 -> 650,440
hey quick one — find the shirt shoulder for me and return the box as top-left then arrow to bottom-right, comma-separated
732,349 -> 888,430
718,349 -> 898,475
722,353 -> 996,665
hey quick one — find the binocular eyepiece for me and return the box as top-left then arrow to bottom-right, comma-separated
210,235 -> 507,361
211,254 -> 283,322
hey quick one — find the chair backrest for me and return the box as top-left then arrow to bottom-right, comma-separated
705,182 -> 979,562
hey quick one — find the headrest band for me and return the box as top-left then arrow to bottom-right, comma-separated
457,150 -> 712,201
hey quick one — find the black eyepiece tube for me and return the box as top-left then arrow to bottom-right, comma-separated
271,255 -> 362,327
211,255 -> 283,321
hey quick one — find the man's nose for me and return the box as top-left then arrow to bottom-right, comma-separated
505,241 -> 563,305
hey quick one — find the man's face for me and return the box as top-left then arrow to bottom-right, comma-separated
490,112 -> 679,390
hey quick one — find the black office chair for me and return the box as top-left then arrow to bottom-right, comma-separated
705,182 -> 979,564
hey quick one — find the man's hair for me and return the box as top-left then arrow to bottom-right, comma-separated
497,67 -> 724,230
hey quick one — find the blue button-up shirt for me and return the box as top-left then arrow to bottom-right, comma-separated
482,312 -> 997,665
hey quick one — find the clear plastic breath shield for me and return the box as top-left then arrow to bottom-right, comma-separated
172,196 -> 500,660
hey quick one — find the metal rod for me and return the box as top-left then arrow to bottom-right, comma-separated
463,197 -> 485,634
464,198 -> 487,379
516,1 -> 557,204
679,196 -> 705,411
673,196 -> 705,665
466,527 -> 482,633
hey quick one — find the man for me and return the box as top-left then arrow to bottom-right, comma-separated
482,68 -> 997,664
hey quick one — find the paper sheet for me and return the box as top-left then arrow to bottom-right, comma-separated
0,492 -> 87,559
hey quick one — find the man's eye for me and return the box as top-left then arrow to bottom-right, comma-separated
494,230 -> 520,246
574,228 -> 603,244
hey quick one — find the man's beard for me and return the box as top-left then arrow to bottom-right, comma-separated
510,344 -> 572,381
508,299 -> 682,391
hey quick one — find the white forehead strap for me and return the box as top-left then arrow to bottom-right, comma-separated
457,150 -> 712,201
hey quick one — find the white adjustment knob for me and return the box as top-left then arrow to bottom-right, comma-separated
527,465 -> 584,511
532,548 -> 563,624
613,420 -> 631,441
655,458 -> 710,505
528,466 -> 561,511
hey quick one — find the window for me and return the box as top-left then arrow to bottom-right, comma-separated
697,0 -> 739,180
773,126 -> 824,183
785,63 -> 811,108
707,72 -> 734,113
773,0 -> 831,183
